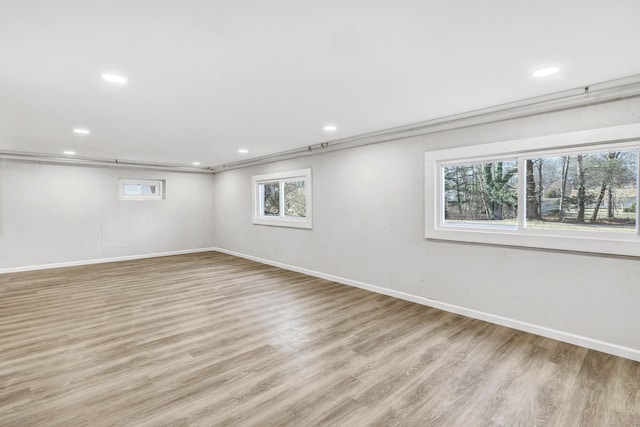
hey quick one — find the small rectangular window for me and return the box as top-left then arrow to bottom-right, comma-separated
252,169 -> 312,228
119,179 -> 164,200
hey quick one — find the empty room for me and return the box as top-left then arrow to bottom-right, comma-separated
1,1 -> 640,426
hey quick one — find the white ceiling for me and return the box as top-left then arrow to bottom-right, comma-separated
1,0 -> 640,167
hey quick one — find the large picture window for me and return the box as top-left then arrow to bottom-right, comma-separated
425,123 -> 640,256
252,168 -> 312,229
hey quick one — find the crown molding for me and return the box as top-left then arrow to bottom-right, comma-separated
3,74 -> 640,174
212,74 -> 640,173
0,151 -> 215,174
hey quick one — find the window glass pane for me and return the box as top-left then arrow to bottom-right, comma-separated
443,160 -> 518,226
284,181 -> 306,218
144,185 -> 157,195
260,182 -> 280,216
123,184 -> 142,195
525,150 -> 637,232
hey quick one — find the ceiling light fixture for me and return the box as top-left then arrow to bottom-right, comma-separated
192,162 -> 201,166
323,125 -> 337,132
63,150 -> 76,155
101,73 -> 127,84
532,66 -> 559,77
238,149 -> 248,154
73,128 -> 90,135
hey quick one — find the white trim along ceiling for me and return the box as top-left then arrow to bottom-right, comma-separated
1,1 -> 640,169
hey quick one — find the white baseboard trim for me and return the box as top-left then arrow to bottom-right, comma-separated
214,247 -> 640,362
0,247 -> 219,274
5,246 -> 638,362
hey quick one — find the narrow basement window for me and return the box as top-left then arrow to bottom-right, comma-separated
119,179 -> 165,200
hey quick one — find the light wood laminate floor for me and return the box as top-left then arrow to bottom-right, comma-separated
0,251 -> 638,426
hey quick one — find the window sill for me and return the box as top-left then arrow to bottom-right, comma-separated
252,217 -> 312,229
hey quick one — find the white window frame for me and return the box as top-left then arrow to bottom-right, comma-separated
118,178 -> 165,200
252,168 -> 312,229
425,123 -> 640,257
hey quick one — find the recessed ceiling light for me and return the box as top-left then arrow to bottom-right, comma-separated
238,149 -> 248,154
101,73 -> 127,84
532,66 -> 559,77
63,150 -> 76,155
323,125 -> 337,132
192,162 -> 201,166
73,128 -> 90,135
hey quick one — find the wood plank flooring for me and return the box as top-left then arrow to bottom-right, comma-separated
0,251 -> 638,426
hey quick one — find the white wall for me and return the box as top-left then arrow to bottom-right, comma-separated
212,97 -> 640,356
0,160 -> 215,268
3,98 -> 639,358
